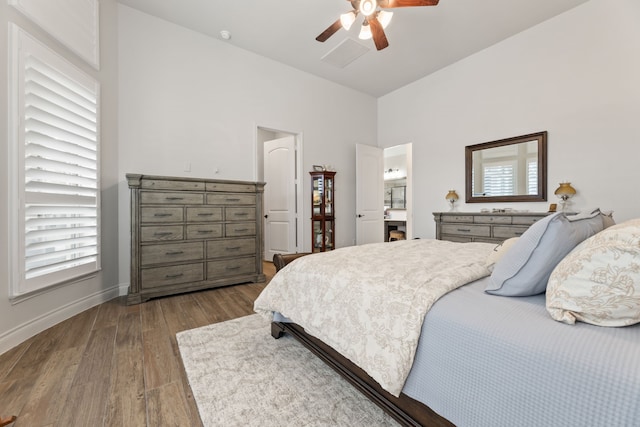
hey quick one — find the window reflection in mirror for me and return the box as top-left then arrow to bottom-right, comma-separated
465,131 -> 547,203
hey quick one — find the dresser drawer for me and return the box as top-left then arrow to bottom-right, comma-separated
493,225 -> 529,239
441,235 -> 473,243
474,215 -> 511,224
141,207 -> 183,223
141,191 -> 204,205
187,207 -> 223,222
186,224 -> 223,240
225,207 -> 256,221
141,263 -> 204,289
441,224 -> 491,237
205,182 -> 257,193
207,238 -> 256,258
225,223 -> 256,237
207,257 -> 256,278
442,215 -> 474,223
207,193 -> 256,205
141,225 -> 183,242
141,179 -> 205,191
141,242 -> 204,266
512,215 -> 546,225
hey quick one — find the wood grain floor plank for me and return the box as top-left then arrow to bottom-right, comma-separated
13,346 -> 83,426
0,375 -> 38,421
3,326 -> 63,383
141,298 -> 166,332
143,326 -> 183,391
72,326 -> 117,386
146,382 -> 194,427
0,340 -> 30,382
115,311 -> 143,354
53,306 -> 99,351
103,349 -> 146,427
93,296 -> 128,329
57,379 -> 110,426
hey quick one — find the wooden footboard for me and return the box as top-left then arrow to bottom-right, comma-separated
271,321 -> 454,427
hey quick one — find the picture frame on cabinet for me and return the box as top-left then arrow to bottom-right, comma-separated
313,165 -> 324,171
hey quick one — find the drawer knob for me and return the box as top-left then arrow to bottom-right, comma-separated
457,228 -> 471,233
197,213 -> 214,216
226,266 -> 240,270
154,213 -> 173,217
226,198 -> 241,202
234,228 -> 249,232
165,197 -> 184,201
227,246 -> 241,250
165,273 -> 184,279
234,212 -> 249,216
197,230 -> 213,234
154,232 -> 173,236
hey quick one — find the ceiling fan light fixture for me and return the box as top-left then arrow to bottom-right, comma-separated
340,11 -> 357,31
358,22 -> 372,40
359,0 -> 377,17
377,10 -> 393,29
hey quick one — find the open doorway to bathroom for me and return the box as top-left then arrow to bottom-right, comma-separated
384,143 -> 412,241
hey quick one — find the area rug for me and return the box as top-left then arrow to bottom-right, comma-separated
176,314 -> 398,426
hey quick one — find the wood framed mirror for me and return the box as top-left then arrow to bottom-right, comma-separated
465,131 -> 547,203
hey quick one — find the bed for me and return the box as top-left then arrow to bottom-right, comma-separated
254,212 -> 640,426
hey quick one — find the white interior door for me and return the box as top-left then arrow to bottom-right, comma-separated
264,136 -> 297,261
356,144 -> 384,245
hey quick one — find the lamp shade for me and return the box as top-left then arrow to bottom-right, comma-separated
340,11 -> 356,30
358,22 -> 372,40
445,190 -> 459,202
377,10 -> 393,29
554,182 -> 576,200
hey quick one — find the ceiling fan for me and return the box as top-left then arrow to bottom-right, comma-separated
316,0 -> 440,51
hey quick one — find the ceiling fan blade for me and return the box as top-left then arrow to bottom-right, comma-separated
316,19 -> 343,42
379,0 -> 439,7
367,16 -> 389,51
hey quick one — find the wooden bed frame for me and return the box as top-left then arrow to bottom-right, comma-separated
270,253 -> 455,427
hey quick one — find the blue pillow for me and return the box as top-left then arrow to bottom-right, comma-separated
486,210 -> 604,296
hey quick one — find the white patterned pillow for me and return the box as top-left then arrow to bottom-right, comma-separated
546,218 -> 640,326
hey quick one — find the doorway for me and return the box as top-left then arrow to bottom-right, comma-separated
384,144 -> 412,240
256,127 -> 304,261
355,143 -> 412,245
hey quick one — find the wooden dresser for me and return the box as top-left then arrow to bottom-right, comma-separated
433,211 -> 550,244
127,174 -> 265,304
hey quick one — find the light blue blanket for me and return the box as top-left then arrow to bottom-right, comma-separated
403,277 -> 640,427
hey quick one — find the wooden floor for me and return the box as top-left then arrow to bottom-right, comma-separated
0,262 -> 274,427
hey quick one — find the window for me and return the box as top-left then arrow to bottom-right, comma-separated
9,25 -> 100,298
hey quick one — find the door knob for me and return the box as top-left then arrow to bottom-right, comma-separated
264,214 -> 268,218
357,214 -> 365,218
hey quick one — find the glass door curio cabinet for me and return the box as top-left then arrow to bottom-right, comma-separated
310,171 -> 335,252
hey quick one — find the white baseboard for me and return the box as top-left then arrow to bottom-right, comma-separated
0,284 -> 123,356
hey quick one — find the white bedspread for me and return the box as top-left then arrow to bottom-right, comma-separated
254,239 -> 494,396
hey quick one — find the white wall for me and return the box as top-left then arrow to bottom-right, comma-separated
0,0 -> 120,354
379,0 -> 640,239
117,6 -> 378,285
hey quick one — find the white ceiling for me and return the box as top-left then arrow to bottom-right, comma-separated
117,0 -> 590,97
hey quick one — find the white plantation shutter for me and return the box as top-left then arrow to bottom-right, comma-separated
483,163 -> 515,197
10,25 -> 100,297
527,159 -> 538,195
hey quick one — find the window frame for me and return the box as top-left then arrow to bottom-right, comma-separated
8,24 -> 101,300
